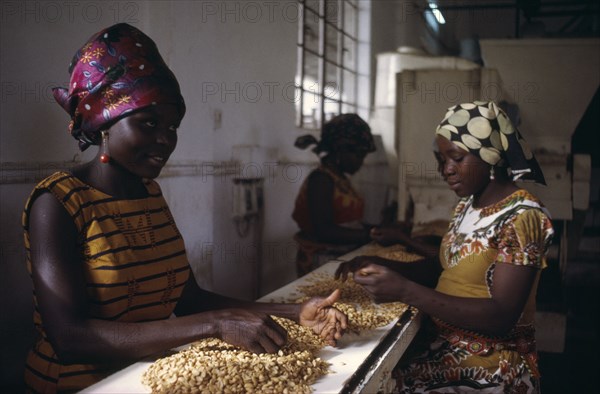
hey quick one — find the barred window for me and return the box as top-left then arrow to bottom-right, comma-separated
296,0 -> 360,129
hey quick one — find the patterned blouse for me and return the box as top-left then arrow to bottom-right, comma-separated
396,189 -> 554,393
23,172 -> 190,392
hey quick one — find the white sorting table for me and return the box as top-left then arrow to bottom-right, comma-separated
81,248 -> 422,394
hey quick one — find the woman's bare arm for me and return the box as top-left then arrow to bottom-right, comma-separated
347,262 -> 537,336
28,192 -> 288,363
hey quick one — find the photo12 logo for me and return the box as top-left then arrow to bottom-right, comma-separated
199,1 -> 302,24
201,81 -> 339,104
200,241 -> 297,265
400,81 -> 539,105
1,1 -> 139,24
1,80 -> 63,104
200,161 -> 304,184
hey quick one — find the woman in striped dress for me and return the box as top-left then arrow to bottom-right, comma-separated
23,23 -> 346,393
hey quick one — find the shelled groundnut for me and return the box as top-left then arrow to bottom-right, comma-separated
273,316 -> 327,354
360,244 -> 424,263
295,273 -> 373,306
380,249 -> 424,262
293,274 -> 409,331
142,273 -> 410,393
332,301 -> 408,332
141,317 -> 329,394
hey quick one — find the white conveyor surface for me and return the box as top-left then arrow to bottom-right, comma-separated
81,246 -> 421,393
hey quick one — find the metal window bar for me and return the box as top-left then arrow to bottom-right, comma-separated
344,0 -> 360,110
336,0 -> 344,116
318,0 -> 326,127
297,0 -> 360,128
297,1 -> 306,127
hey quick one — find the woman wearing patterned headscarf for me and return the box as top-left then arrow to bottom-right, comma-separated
336,101 -> 554,393
292,113 -> 377,275
23,23 -> 347,393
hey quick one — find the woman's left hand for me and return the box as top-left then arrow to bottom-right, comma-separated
299,289 -> 347,346
370,222 -> 411,246
352,263 -> 407,303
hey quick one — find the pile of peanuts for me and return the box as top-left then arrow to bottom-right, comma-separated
359,244 -> 424,263
142,273 -> 409,393
293,273 -> 409,332
142,317 -> 328,394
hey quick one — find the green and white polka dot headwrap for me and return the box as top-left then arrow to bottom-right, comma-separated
435,101 -> 546,185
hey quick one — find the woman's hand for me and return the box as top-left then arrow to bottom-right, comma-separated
335,255 -> 378,282
299,289 -> 348,346
335,255 -> 410,281
335,257 -> 407,303
215,309 -> 288,354
352,263 -> 407,303
370,222 -> 411,246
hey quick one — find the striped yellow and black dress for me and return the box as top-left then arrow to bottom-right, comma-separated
22,171 -> 191,393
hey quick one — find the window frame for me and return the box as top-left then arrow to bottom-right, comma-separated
296,0 -> 361,129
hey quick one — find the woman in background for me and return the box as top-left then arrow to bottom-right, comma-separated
23,23 -> 346,393
292,113 -> 376,276
337,101 -> 553,393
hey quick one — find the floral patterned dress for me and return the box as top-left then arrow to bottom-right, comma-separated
395,189 -> 554,393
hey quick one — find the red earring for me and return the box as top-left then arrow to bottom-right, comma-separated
100,131 -> 110,164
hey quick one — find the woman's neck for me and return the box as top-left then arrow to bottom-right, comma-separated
321,155 -> 344,177
472,177 -> 519,209
74,159 -> 148,199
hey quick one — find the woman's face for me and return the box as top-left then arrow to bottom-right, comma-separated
435,135 -> 490,198
106,104 -> 182,179
337,150 -> 368,174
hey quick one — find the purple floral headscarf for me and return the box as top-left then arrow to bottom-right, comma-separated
53,23 -> 186,151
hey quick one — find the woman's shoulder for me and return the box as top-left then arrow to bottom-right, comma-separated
511,188 -> 545,207
23,171 -> 82,230
307,167 -> 335,183
507,189 -> 551,219
495,189 -> 554,238
33,171 -> 80,190
26,171 -> 86,206
482,189 -> 550,219
25,169 -> 110,212
311,166 -> 334,177
34,170 -> 163,199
